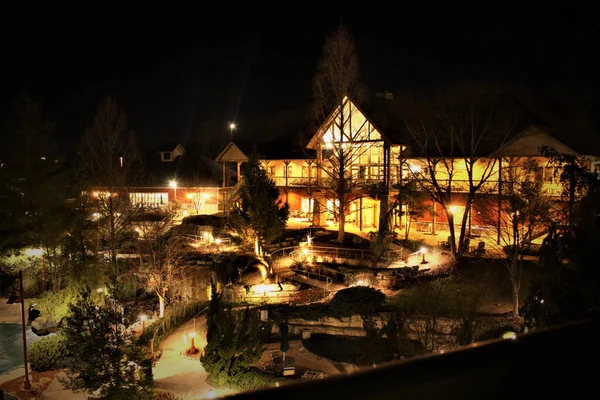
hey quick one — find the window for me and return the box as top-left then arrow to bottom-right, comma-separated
162,152 -> 171,161
301,198 -> 314,213
268,166 -> 275,176
288,165 -> 293,177
130,192 -> 169,207
370,166 -> 380,180
359,166 -> 366,180
544,167 -> 554,183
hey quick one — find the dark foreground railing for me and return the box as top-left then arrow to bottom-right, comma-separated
224,318 -> 599,400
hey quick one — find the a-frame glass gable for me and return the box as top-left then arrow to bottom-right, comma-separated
319,97 -> 382,147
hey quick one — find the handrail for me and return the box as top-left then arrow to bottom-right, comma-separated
288,245 -> 403,263
290,267 -> 333,287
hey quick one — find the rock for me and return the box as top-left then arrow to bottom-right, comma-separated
31,317 -> 59,336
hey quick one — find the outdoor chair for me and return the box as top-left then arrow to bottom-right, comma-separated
302,370 -> 325,380
270,350 -> 282,360
462,238 -> 470,253
438,236 -> 452,250
474,241 -> 486,255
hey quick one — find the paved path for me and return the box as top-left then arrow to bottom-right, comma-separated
257,340 -> 357,379
153,315 -> 235,399
39,372 -> 87,400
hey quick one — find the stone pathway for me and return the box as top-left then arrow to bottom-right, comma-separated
153,316 -> 235,399
38,372 -> 87,400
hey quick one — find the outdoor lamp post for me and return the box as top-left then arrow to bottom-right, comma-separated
6,270 -> 32,391
420,247 -> 427,264
189,331 -> 198,354
169,180 -> 178,202
140,314 -> 147,333
229,123 -> 236,142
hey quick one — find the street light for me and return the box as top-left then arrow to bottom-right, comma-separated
188,331 -> 199,354
140,315 -> 147,333
420,247 -> 428,264
6,270 -> 32,391
169,180 -> 177,202
229,122 -> 236,141
26,248 -> 44,293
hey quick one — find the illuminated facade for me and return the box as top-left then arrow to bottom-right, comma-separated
257,96 -> 600,239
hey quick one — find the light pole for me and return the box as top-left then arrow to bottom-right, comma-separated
420,247 -> 428,264
6,271 -> 32,391
229,123 -> 236,142
140,314 -> 147,333
189,331 -> 198,354
169,180 -> 178,203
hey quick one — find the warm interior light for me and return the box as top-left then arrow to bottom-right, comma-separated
186,193 -> 194,199
408,164 -> 421,173
202,193 -> 210,199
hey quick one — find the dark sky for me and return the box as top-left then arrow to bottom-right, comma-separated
2,3 -> 598,154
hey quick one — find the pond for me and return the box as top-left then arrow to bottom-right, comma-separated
0,323 -> 41,375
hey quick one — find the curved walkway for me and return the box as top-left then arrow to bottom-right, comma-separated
153,315 -> 235,399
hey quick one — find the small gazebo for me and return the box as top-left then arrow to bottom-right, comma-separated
215,142 -> 248,187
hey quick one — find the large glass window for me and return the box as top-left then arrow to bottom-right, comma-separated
130,192 -> 168,207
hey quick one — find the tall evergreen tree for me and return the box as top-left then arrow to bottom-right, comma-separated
230,153 -> 288,254
60,293 -> 152,399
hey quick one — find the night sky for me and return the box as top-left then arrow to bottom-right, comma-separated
2,3 -> 598,154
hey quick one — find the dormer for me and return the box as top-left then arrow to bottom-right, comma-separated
160,143 -> 186,162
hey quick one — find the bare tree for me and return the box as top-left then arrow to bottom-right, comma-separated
136,214 -> 188,318
403,84 -> 519,257
311,26 -> 376,242
79,97 -> 141,287
479,159 -> 556,316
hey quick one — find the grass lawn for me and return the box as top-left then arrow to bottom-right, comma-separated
452,258 -> 538,314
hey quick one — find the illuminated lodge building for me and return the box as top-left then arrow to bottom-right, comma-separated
252,95 -> 600,239
86,95 -> 599,241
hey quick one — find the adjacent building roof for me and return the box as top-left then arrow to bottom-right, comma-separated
215,142 -> 249,163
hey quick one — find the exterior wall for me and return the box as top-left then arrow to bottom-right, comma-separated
86,186 -> 226,215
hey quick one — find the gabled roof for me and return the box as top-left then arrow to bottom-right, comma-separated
517,100 -> 600,156
306,96 -> 402,150
215,142 -> 248,163
493,125 -> 579,157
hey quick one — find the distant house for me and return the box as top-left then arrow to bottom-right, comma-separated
159,143 -> 185,162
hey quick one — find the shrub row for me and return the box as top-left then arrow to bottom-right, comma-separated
29,334 -> 68,372
137,301 -> 208,352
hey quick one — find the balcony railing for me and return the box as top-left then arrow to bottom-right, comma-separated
269,176 -> 319,187
269,174 -> 566,197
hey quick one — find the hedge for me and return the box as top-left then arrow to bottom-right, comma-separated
29,334 -> 68,372
137,301 -> 208,353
